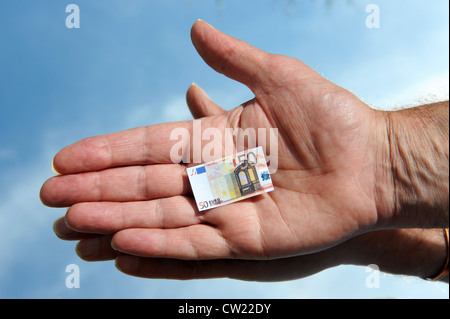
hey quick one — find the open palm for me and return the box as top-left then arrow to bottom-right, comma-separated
41,21 -> 388,263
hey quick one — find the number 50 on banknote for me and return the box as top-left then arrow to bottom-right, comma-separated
187,146 -> 274,211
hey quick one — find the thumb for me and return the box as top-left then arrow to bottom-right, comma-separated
191,20 -> 269,91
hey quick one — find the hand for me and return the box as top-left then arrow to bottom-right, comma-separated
52,217 -> 449,282
48,80 -> 448,282
40,20 -> 391,262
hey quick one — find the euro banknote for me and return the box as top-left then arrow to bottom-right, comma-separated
187,146 -> 274,211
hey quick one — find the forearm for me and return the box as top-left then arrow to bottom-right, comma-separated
342,228 -> 448,282
377,101 -> 449,228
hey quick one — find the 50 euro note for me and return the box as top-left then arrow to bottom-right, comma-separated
187,146 -> 274,211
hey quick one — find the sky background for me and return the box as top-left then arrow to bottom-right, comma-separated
0,0 -> 448,299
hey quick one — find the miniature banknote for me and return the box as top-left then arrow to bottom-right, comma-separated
187,146 -> 274,211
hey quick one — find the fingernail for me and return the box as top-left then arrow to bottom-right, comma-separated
51,158 -> 61,175
196,19 -> 213,28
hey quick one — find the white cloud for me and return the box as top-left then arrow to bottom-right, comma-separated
161,96 -> 193,122
124,95 -> 193,129
0,155 -> 55,281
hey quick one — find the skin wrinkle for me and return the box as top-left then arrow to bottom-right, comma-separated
218,226 -> 237,259
142,126 -> 152,164
385,111 -> 398,226
103,134 -> 114,169
93,171 -> 102,202
282,108 -> 320,170
226,104 -> 244,132
313,168 -> 369,236
179,164 -> 192,195
385,103 -> 449,228
256,97 -> 306,170
255,206 -> 269,259
215,38 -> 240,77
250,196 -> 275,260
187,227 -> 200,259
247,99 -> 283,166
156,198 -> 165,228
119,202 -> 127,231
368,111 -> 385,226
276,208 -> 299,256
138,166 -> 149,200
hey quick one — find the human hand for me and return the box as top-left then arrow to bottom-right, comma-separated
50,89 -> 447,282
40,20 -> 392,262
49,78 -> 448,281
52,216 -> 448,282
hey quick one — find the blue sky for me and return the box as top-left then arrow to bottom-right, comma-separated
0,0 -> 448,298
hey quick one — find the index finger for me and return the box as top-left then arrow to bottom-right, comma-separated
53,121 -> 192,175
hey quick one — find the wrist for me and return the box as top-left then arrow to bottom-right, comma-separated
343,229 -> 448,281
375,102 -> 449,228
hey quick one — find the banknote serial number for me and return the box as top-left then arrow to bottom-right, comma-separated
198,198 -> 221,209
